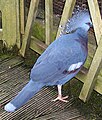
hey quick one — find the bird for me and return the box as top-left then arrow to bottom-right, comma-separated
4,10 -> 92,112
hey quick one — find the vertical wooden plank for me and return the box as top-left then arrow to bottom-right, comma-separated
2,0 -> 17,48
45,0 -> 53,45
87,0 -> 102,45
16,0 -> 21,49
19,0 -> 25,49
56,0 -> 76,38
20,0 -> 25,35
20,0 -> 39,57
79,36 -> 102,102
0,30 -> 3,40
79,0 -> 102,102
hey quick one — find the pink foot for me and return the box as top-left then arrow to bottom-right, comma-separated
52,95 -> 68,103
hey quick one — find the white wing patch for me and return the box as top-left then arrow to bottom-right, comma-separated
68,62 -> 83,72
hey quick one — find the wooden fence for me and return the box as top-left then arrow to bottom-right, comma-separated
26,0 -> 102,16
0,0 -> 102,102
0,0 -> 20,48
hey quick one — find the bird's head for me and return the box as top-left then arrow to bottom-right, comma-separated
80,20 -> 92,32
61,9 -> 92,34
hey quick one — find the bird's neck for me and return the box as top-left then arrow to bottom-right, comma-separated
75,28 -> 88,52
76,28 -> 88,42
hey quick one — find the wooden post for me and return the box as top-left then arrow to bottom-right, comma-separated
87,0 -> 102,45
20,0 -> 39,57
2,0 -> 17,48
20,0 -> 25,35
30,36 -> 47,54
45,0 -> 53,45
56,0 -> 76,38
19,0 -> 25,49
79,36 -> 102,102
16,0 -> 21,49
79,0 -> 102,102
0,30 -> 3,40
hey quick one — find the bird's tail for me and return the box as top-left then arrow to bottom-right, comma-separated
4,79 -> 44,112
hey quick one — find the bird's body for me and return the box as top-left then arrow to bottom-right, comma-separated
4,10 -> 92,112
30,28 -> 88,86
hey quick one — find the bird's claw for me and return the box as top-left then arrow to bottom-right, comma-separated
52,95 -> 68,103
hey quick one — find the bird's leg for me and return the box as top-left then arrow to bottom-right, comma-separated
52,85 -> 68,102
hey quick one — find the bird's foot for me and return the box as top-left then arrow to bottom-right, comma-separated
52,95 -> 68,103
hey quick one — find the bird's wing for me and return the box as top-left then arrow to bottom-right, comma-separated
30,34 -> 87,84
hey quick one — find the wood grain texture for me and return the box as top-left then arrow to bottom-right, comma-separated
56,0 -> 76,38
20,0 -> 39,56
45,0 -> 53,45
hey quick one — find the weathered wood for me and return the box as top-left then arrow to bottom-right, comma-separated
19,0 -> 25,48
88,42 -> 96,58
1,0 -> 17,48
45,0 -> 53,45
16,0 -> 21,49
0,30 -> 3,40
56,0 -> 76,38
0,11 -> 2,29
20,0 -> 39,57
79,36 -> 102,102
0,0 -> 20,48
76,71 -> 102,96
79,0 -> 102,102
30,36 -> 47,54
87,0 -> 102,45
94,76 -> 102,94
0,56 -> 24,74
20,0 -> 25,35
34,109 -> 85,120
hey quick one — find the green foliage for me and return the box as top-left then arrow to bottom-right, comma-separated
84,56 -> 92,68
31,21 -> 57,43
32,21 -> 45,42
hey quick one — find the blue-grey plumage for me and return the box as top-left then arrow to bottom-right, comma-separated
4,10 -> 92,112
60,9 -> 92,35
5,80 -> 44,112
30,28 -> 88,86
